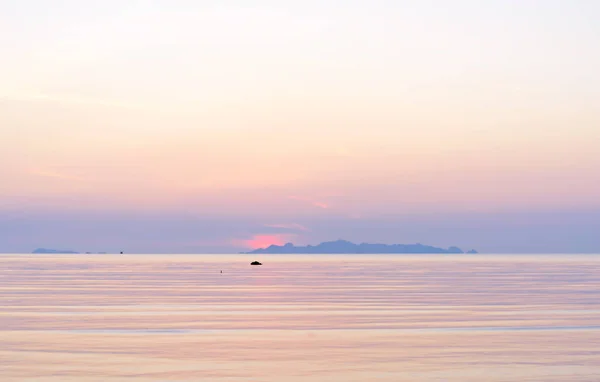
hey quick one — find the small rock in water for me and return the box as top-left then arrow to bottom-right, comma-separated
251,261 -> 262,266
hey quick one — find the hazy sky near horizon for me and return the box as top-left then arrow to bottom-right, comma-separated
1,0 -> 600,253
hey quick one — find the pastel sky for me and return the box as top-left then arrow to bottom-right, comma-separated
1,0 -> 599,253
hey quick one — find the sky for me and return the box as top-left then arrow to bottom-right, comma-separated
1,0 -> 600,253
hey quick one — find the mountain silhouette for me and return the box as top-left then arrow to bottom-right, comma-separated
245,240 -> 471,254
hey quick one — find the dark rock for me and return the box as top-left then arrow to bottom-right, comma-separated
251,261 -> 262,265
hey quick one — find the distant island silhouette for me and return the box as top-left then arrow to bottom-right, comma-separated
33,248 -> 79,254
245,240 -> 477,254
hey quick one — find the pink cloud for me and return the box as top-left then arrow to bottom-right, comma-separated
232,234 -> 297,250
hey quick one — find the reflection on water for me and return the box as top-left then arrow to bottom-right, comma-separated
1,254 -> 600,381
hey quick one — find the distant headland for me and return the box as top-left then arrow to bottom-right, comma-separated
245,240 -> 477,254
32,248 -> 79,254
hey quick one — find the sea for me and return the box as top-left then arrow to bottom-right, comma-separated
1,254 -> 600,381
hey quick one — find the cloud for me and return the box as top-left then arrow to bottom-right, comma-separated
263,223 -> 310,232
29,169 -> 90,182
1,91 -> 146,111
288,195 -> 330,209
231,234 -> 297,250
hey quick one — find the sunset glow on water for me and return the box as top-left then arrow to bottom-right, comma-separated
2,254 -> 600,381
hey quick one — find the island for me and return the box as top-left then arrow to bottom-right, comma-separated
32,248 -> 79,254
245,240 -> 474,254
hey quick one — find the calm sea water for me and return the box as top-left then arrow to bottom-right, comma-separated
1,254 -> 600,381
